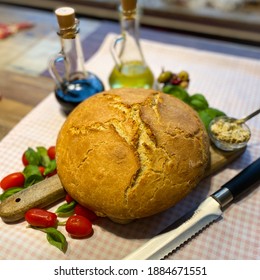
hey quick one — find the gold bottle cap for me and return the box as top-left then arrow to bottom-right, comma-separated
121,0 -> 137,12
55,7 -> 75,29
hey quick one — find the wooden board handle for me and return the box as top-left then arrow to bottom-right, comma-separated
0,174 -> 65,223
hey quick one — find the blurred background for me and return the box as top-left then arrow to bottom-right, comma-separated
1,0 -> 260,45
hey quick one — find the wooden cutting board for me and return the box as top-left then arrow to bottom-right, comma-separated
0,145 -> 245,223
206,145 -> 245,177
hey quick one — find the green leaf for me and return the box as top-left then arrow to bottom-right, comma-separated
56,201 -> 76,216
24,146 -> 53,168
44,160 -> 57,176
45,228 -> 67,253
23,165 -> 41,178
162,85 -> 190,104
23,165 -> 44,187
205,107 -> 226,118
24,174 -> 44,188
189,93 -> 209,110
198,107 -> 226,130
37,146 -> 51,167
0,187 -> 24,201
30,227 -> 67,253
24,147 -> 41,166
197,110 -> 213,130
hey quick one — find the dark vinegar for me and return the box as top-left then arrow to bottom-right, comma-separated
55,72 -> 104,114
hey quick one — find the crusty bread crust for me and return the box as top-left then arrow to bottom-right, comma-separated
56,88 -> 209,222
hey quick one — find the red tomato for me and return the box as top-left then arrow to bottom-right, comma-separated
38,166 -> 45,176
1,172 -> 25,190
74,204 -> 98,222
47,146 -> 56,160
25,208 -> 57,228
65,215 -> 93,238
65,193 -> 74,204
22,152 -> 29,166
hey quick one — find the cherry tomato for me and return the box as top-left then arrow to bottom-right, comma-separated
47,146 -> 56,160
38,166 -> 45,176
25,208 -> 57,228
65,193 -> 74,204
74,204 -> 98,222
65,215 -> 93,238
1,172 -> 25,190
22,152 -> 29,166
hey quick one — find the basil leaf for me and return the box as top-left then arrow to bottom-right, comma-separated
205,107 -> 226,119
189,93 -> 209,110
56,201 -> 76,216
44,160 -> 57,176
198,107 -> 226,130
23,165 -> 44,187
0,187 -> 24,201
37,146 -> 51,167
45,227 -> 67,253
23,165 -> 42,178
197,110 -> 213,130
24,174 -> 44,188
163,85 -> 190,104
25,147 -> 41,166
30,227 -> 67,253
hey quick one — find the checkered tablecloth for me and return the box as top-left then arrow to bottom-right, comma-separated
0,34 -> 260,260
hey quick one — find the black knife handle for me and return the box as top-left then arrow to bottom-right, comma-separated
220,157 -> 260,198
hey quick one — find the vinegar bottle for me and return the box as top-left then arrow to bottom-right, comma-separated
49,7 -> 104,114
108,0 -> 154,89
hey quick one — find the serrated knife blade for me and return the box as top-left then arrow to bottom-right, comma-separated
123,157 -> 260,260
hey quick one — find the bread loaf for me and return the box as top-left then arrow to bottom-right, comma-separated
56,88 -> 209,223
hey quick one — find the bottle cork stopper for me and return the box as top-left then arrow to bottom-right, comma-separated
55,7 -> 75,29
121,0 -> 137,12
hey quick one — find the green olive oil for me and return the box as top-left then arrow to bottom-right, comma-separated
109,61 -> 154,89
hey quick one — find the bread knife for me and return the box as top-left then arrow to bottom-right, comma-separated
123,157 -> 260,260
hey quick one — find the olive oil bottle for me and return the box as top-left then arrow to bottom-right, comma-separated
109,0 -> 154,89
109,60 -> 154,89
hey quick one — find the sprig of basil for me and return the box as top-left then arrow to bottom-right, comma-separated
21,147 -> 57,187
0,146 -> 57,202
24,146 -> 50,167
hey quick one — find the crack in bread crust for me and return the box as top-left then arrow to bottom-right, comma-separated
95,93 -> 167,206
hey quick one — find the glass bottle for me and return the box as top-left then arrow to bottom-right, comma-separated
49,7 -> 104,114
108,0 -> 154,89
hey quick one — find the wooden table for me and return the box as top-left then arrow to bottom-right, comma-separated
0,71 -> 53,140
